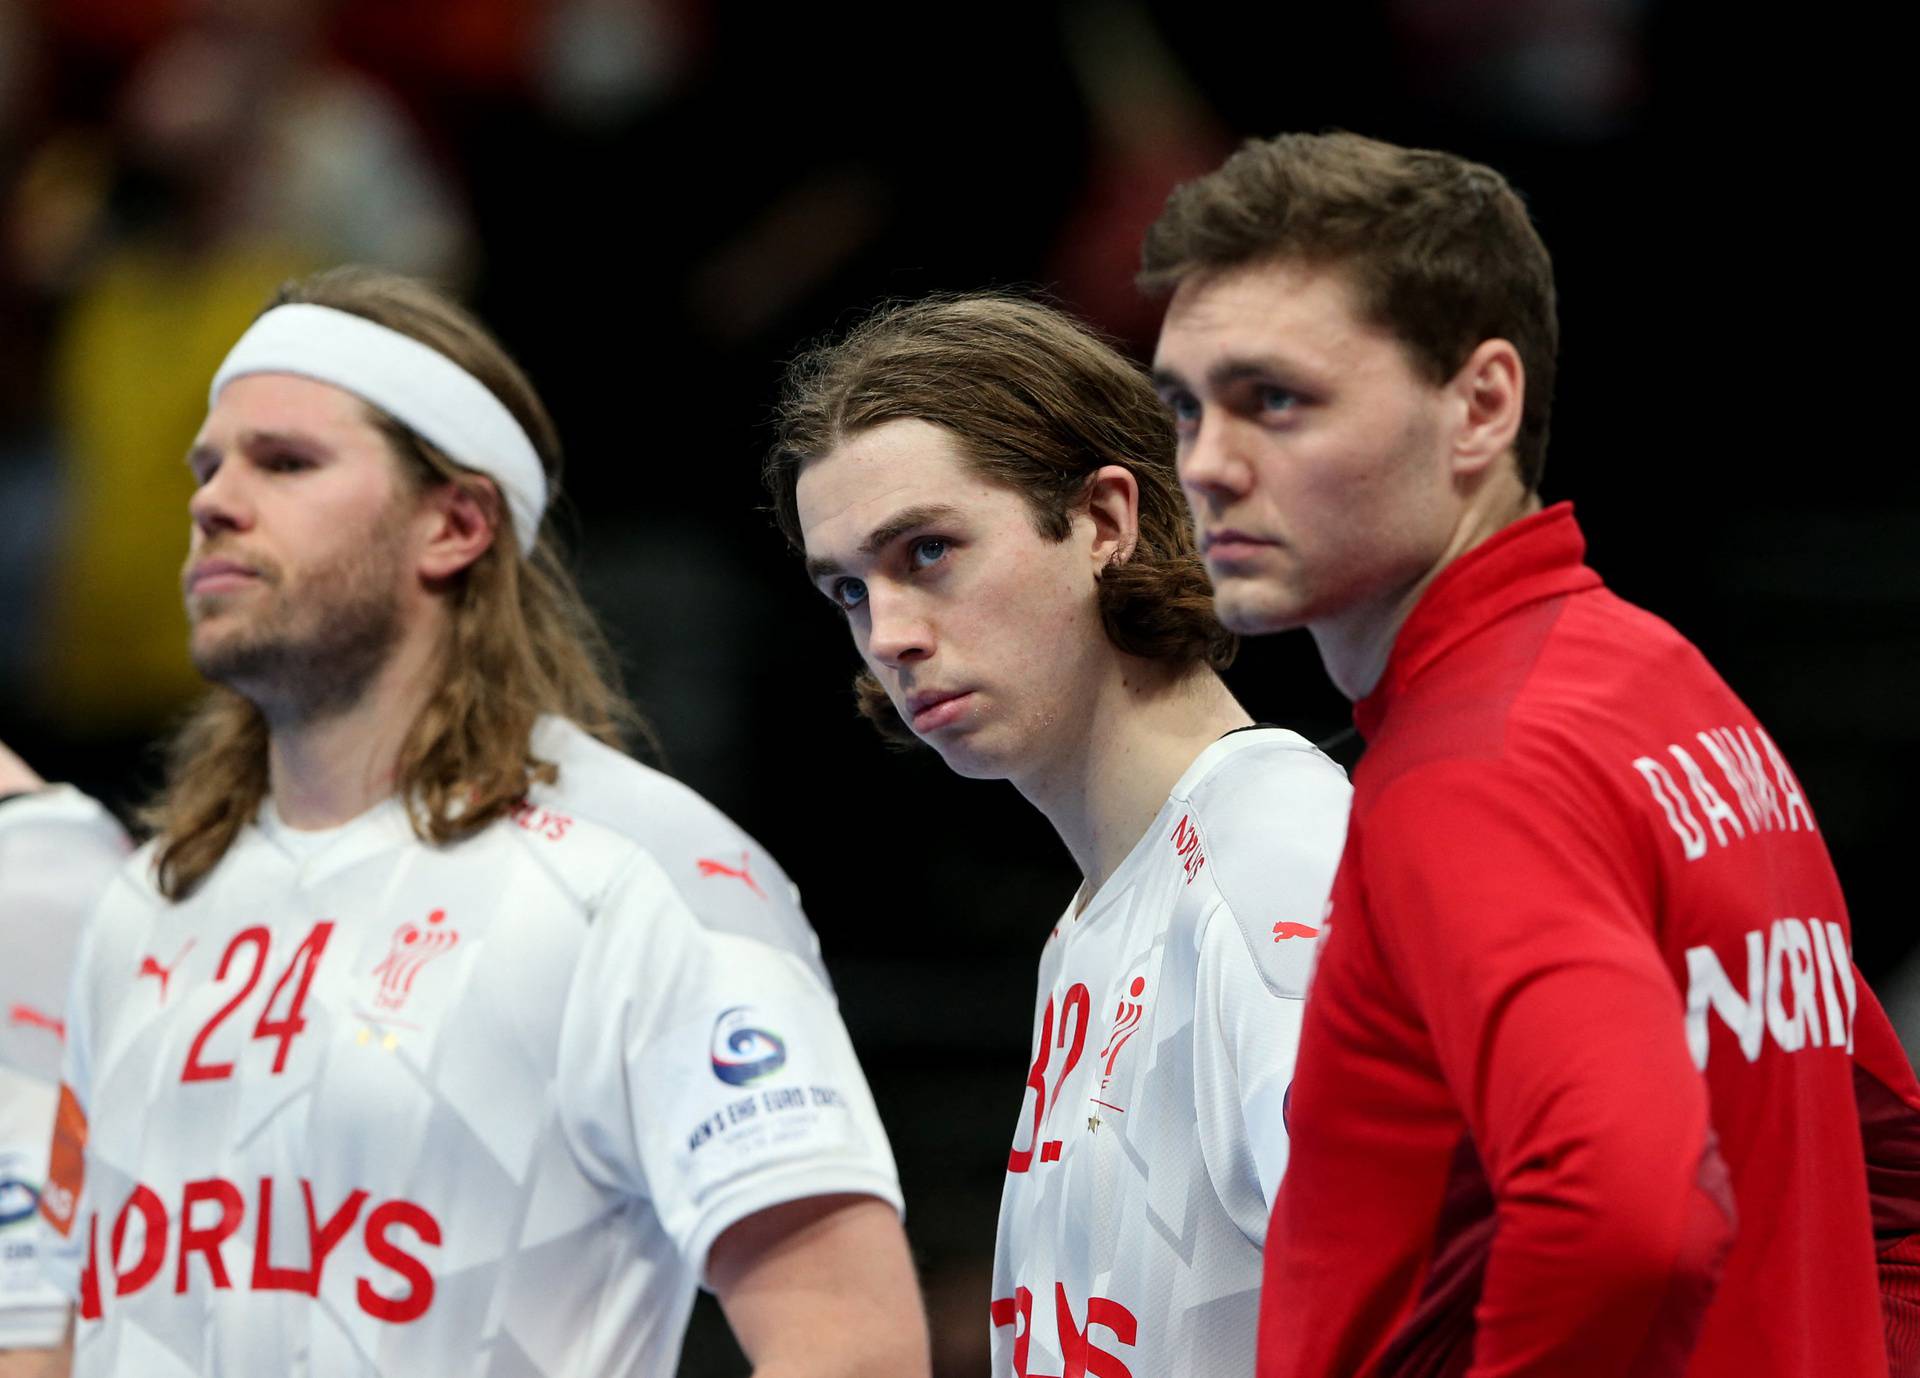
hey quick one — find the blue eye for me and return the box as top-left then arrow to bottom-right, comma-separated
909,537 -> 948,569
1163,391 -> 1200,427
1258,386 -> 1298,416
832,577 -> 868,610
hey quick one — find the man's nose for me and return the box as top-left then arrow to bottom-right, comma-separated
187,457 -> 252,539
865,584 -> 934,668
1177,411 -> 1257,506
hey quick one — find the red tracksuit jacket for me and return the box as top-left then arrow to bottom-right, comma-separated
1258,504 -> 1920,1378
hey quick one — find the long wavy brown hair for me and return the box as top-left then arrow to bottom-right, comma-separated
146,266 -> 643,900
766,292 -> 1235,745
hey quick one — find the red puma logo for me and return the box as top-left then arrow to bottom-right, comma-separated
7,1004 -> 64,1038
137,940 -> 196,1001
1272,921 -> 1321,941
697,852 -> 766,900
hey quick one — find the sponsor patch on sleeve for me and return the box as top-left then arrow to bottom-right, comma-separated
39,1082 -> 86,1238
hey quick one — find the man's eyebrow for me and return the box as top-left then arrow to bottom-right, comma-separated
803,502 -> 963,583
240,427 -> 332,456
1210,357 -> 1290,389
1149,365 -> 1190,394
185,428 -> 332,470
1151,356 -> 1301,395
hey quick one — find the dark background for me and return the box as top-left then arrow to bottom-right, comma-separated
1,2 -> 1910,1372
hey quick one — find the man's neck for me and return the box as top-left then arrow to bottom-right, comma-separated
266,625 -> 444,831
1313,483 -> 1542,702
1016,661 -> 1252,903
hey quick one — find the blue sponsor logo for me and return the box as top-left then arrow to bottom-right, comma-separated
0,1178 -> 39,1228
710,1006 -> 787,1085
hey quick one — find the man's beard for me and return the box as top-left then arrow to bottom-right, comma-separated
190,526 -> 410,727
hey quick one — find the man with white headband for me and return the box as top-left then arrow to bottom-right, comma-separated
33,266 -> 929,1377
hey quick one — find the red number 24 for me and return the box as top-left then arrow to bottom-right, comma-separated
182,922 -> 334,1083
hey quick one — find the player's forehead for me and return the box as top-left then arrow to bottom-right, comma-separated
794,417 -> 1019,558
1152,257 -> 1383,387
195,372 -> 381,449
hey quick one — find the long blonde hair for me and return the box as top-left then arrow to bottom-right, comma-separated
147,266 -> 644,899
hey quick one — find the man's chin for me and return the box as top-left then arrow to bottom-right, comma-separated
1212,587 -> 1305,637
189,628 -> 281,689
924,730 -> 1013,783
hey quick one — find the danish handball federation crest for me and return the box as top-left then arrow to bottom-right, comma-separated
710,1006 -> 787,1085
1099,976 -> 1148,1090
370,908 -> 460,1012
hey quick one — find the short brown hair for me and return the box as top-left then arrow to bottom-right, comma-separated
147,266 -> 643,898
766,293 -> 1235,744
1141,130 -> 1558,490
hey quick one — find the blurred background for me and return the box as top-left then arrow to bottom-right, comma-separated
0,0 -> 1909,1372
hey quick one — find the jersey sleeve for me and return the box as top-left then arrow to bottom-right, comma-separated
555,850 -> 901,1284
0,787 -> 127,1348
1191,917 -> 1306,1245
1849,979 -> 1920,1376
1190,744 -> 1350,1241
1364,758 -> 1735,1377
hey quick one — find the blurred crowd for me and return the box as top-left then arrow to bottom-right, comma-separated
0,0 -> 700,746
0,0 -> 1661,766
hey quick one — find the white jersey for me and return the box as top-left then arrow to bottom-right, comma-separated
0,786 -> 129,1348
989,728 -> 1350,1378
44,719 -> 902,1377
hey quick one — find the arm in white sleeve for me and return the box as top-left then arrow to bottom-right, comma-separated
1187,739 -> 1350,1242
0,788 -> 128,1350
556,851 -> 903,1282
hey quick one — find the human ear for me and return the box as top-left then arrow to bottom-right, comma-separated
417,477 -> 502,581
1450,339 -> 1525,481
1083,464 -> 1142,572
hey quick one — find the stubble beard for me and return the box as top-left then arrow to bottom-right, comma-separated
190,525 -> 410,729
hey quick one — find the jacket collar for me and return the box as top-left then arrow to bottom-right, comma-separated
1354,502 -> 1601,740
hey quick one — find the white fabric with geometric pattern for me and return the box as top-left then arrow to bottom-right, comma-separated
989,728 -> 1349,1378
44,719 -> 900,1377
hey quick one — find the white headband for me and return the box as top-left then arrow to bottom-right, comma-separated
209,303 -> 548,554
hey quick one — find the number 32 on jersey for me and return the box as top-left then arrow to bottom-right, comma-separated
1009,983 -> 1090,1174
